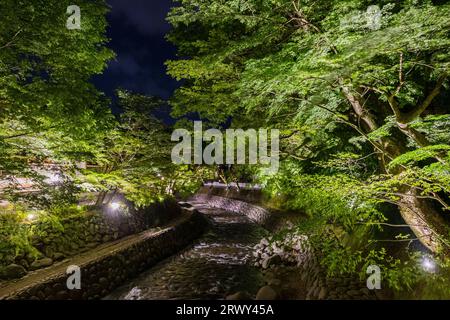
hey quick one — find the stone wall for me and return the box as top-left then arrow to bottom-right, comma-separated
195,187 -> 378,300
1,198 -> 185,280
192,192 -> 271,225
1,209 -> 209,300
299,255 -> 376,300
197,185 -> 266,204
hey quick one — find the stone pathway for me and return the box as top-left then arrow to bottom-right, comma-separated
0,222 -> 179,299
104,202 -> 268,300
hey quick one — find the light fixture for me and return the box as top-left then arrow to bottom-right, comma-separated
26,213 -> 37,222
109,202 -> 121,210
421,256 -> 437,273
46,173 -> 62,184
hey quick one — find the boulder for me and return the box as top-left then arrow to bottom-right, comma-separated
347,289 -> 362,297
102,235 -> 112,242
226,291 -> 252,300
53,253 -> 65,261
268,278 -> 281,286
44,247 -> 55,258
267,255 -> 282,268
0,264 -> 27,279
360,288 -> 371,296
30,258 -> 53,270
86,242 -> 98,249
55,290 -> 69,300
318,287 -> 328,300
18,259 -> 29,270
256,286 -> 278,300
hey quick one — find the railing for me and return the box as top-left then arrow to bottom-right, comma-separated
203,181 -> 262,190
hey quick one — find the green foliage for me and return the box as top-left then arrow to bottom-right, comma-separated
366,117 -> 397,141
167,0 -> 450,292
0,0 -> 115,206
0,203 -> 94,269
260,161 -> 385,228
77,90 -> 213,207
0,207 -> 38,265
0,0 -> 114,129
258,160 -> 450,291
410,115 -> 450,144
388,145 -> 450,169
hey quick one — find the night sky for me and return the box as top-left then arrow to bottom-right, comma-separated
93,0 -> 179,118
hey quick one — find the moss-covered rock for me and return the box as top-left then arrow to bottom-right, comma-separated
30,258 -> 53,270
0,264 -> 27,279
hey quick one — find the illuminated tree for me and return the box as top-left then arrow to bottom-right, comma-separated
167,0 -> 450,254
0,0 -> 114,206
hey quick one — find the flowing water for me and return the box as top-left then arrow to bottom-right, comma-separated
104,201 -> 267,300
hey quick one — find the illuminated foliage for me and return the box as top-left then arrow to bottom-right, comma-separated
168,0 -> 450,292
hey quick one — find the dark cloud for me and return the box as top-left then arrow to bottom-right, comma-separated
93,0 -> 179,117
109,54 -> 140,76
108,0 -> 173,36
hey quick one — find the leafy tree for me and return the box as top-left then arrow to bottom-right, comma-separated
80,90 -> 211,207
0,0 -> 115,206
167,0 -> 450,255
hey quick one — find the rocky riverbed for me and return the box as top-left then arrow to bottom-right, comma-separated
105,202 -> 268,299
105,198 -> 377,300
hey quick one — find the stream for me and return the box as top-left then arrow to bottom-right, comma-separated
104,201 -> 267,300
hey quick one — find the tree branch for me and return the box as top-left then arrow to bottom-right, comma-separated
399,73 -> 448,123
0,125 -> 57,140
0,29 -> 22,49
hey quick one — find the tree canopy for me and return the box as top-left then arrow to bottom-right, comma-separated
0,0 -> 115,206
1,0 -> 450,295
167,0 -> 450,291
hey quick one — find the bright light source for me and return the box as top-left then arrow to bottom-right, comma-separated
26,213 -> 37,221
109,202 -> 121,210
421,256 -> 437,273
45,173 -> 62,184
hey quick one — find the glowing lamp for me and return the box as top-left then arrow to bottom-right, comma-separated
421,256 -> 437,273
109,202 -> 121,210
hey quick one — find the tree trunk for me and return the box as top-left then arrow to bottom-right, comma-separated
95,191 -> 108,207
342,87 -> 449,254
398,190 -> 449,254
342,86 -> 378,132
